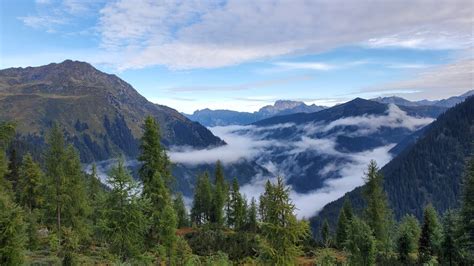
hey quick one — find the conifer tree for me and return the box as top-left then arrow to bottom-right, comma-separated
5,148 -> 20,193
138,116 -> 175,247
321,219 -> 331,247
342,198 -> 354,221
336,207 -> 348,249
211,160 -> 227,226
174,193 -> 190,228
102,160 -> 150,261
259,180 -> 273,222
45,125 -> 91,246
259,177 -> 310,265
246,197 -> 258,232
227,178 -> 245,229
191,172 -> 213,225
0,187 -> 26,265
418,204 -> 442,264
17,153 -> 43,211
459,158 -> 474,262
346,217 -> 376,266
396,214 -> 421,264
362,160 -> 393,252
0,122 -> 15,190
158,204 -> 178,264
138,116 -> 172,189
44,124 -> 67,244
441,210 -> 460,265
87,164 -> 105,238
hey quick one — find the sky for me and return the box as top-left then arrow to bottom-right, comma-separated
0,0 -> 472,113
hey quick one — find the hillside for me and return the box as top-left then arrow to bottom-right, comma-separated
372,90 -> 473,108
311,96 -> 474,234
0,60 -> 223,162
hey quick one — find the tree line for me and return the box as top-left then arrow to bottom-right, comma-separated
0,117 -> 473,265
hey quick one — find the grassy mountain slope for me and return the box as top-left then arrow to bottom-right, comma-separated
0,60 -> 223,162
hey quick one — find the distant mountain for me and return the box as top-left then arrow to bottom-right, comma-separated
0,60 -> 224,163
185,100 -> 326,126
372,90 -> 473,108
311,96 -> 474,235
215,98 -> 445,198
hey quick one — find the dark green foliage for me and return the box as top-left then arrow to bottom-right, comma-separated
0,186 -> 26,265
102,160 -> 150,261
258,177 -> 310,265
313,97 -> 474,234
459,158 -> 474,262
173,193 -> 190,228
227,178 -> 246,230
346,217 -> 376,266
441,210 -> 460,265
418,204 -> 442,263
246,197 -> 258,232
363,160 -> 393,252
321,219 -> 330,247
211,160 -> 227,226
396,214 -> 420,264
138,116 -> 172,188
191,172 -> 213,225
17,153 -> 44,211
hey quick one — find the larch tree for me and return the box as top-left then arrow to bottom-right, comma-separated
418,204 -> 442,264
459,158 -> 474,263
191,172 -> 213,225
258,177 -> 310,265
102,160 -> 150,261
321,219 -> 331,247
138,116 -> 175,248
173,193 -> 190,228
396,214 -> 421,264
17,153 -> 44,212
363,160 -> 393,253
227,177 -> 246,230
211,160 -> 227,227
246,197 -> 258,232
346,217 -> 376,266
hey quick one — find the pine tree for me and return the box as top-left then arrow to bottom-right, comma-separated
158,204 -> 178,264
346,217 -> 376,266
259,180 -> 273,223
0,122 -> 26,264
362,160 -> 392,253
246,197 -> 258,232
211,160 -> 227,226
174,193 -> 190,228
336,206 -> 348,249
44,125 -> 91,246
87,163 -> 105,239
396,214 -> 421,264
441,210 -> 460,265
138,116 -> 172,189
459,158 -> 474,263
321,219 -> 331,247
258,177 -> 310,265
44,124 -> 67,244
102,160 -> 150,261
227,178 -> 245,229
0,187 -> 26,265
418,204 -> 442,264
5,148 -> 20,194
342,198 -> 354,221
191,172 -> 213,225
17,153 -> 43,211
138,116 -> 175,248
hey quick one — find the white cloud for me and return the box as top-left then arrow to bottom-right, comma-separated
273,61 -> 334,71
323,104 -> 435,134
95,0 -> 472,70
367,59 -> 474,100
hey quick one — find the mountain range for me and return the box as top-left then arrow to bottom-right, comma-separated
0,60 -> 223,163
311,95 -> 473,234
184,100 -> 326,126
372,90 -> 473,107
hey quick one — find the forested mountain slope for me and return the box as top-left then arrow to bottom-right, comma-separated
0,60 -> 223,162
311,96 -> 474,234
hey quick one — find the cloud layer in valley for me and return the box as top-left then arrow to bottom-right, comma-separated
170,104 -> 434,218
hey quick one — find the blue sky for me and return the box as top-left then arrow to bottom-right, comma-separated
1,0 -> 472,113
